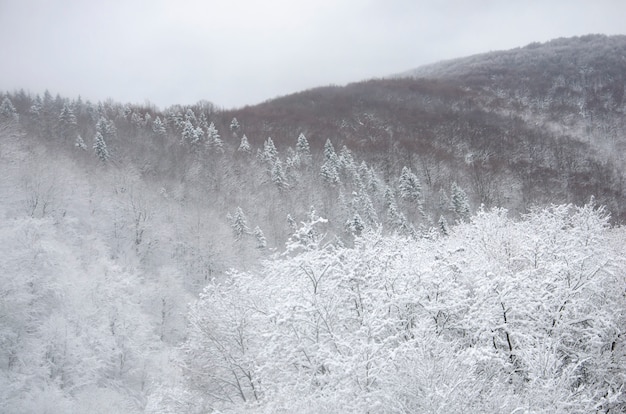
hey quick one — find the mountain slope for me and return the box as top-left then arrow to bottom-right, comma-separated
223,35 -> 626,220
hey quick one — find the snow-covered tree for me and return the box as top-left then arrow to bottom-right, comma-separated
93,131 -> 110,162
260,137 -> 278,164
451,181 -> 470,220
238,134 -> 251,154
398,166 -> 422,203
230,117 -> 240,136
57,102 -> 77,140
206,122 -> 223,153
271,158 -> 288,191
152,116 -> 167,137
75,134 -> 87,150
295,133 -> 311,164
253,226 -> 267,249
0,96 -> 18,121
229,207 -> 250,241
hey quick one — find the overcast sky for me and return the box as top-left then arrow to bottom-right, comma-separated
1,0 -> 624,109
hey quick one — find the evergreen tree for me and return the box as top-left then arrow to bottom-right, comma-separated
323,139 -> 338,163
271,158 -> 288,191
238,135 -> 251,154
451,182 -> 471,221
96,116 -> 116,141
198,112 -> 209,132
206,122 -> 223,153
180,120 -> 197,146
152,116 -> 167,137
230,117 -> 240,136
253,226 -> 267,249
398,166 -> 422,203
93,131 -> 110,162
320,160 -> 340,185
261,137 -> 278,164
296,133 -> 311,164
0,96 -> 18,121
184,108 -> 197,125
57,102 -> 77,141
339,145 -> 357,179
230,207 -> 250,241
438,215 -> 449,236
321,139 -> 341,185
75,134 -> 87,150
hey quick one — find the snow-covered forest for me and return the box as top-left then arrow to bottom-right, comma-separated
1,35 -> 626,413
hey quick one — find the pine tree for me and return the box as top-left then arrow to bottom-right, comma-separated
96,116 -> 116,141
180,120 -> 197,146
184,108 -> 197,125
75,134 -> 87,150
238,135 -> 251,154
451,182 -> 471,221
206,122 -> 223,153
296,133 -> 311,164
93,131 -> 110,162
58,102 -> 77,141
253,226 -> 267,249
230,207 -> 250,241
321,139 -> 340,185
230,117 -> 240,136
261,137 -> 278,164
271,158 -> 288,191
0,96 -> 18,121
152,116 -> 167,137
398,166 -> 422,203
438,215 -> 449,236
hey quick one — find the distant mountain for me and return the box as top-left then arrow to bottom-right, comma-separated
225,34 -> 626,220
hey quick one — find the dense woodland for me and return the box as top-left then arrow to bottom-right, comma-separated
1,34 -> 625,413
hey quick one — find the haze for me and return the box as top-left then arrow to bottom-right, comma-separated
1,0 -> 624,109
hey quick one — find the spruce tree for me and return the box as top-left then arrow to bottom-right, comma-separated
451,182 -> 471,221
0,97 -> 18,121
238,135 -> 251,154
253,226 -> 267,249
398,166 -> 422,203
93,131 -> 110,162
296,133 -> 311,164
230,207 -> 250,241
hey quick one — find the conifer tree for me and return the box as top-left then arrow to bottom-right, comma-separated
230,207 -> 250,241
96,116 -> 116,141
230,117 -> 240,136
253,226 -> 267,249
93,131 -> 110,162
0,96 -> 18,121
451,182 -> 471,221
261,137 -> 278,164
152,116 -> 167,137
321,139 -> 340,185
296,133 -> 311,164
271,158 -> 288,191
180,120 -> 197,146
75,134 -> 87,150
398,166 -> 422,203
438,215 -> 449,236
206,122 -> 223,153
184,108 -> 197,125
238,135 -> 251,154
58,102 -> 77,141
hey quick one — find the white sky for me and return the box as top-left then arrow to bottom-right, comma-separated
1,0 -> 624,109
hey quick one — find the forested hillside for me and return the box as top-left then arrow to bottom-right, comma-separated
1,34 -> 625,413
